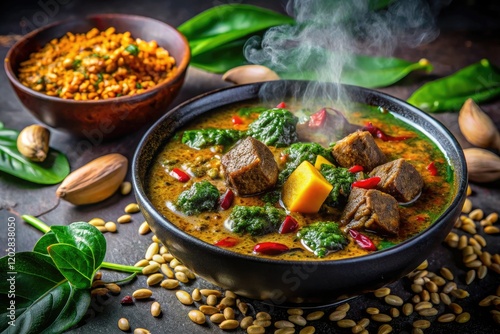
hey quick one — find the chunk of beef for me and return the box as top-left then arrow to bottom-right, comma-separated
221,136 -> 278,196
340,187 -> 400,235
332,131 -> 387,171
369,158 -> 424,203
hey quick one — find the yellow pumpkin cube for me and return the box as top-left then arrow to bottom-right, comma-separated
314,155 -> 334,170
282,161 -> 333,213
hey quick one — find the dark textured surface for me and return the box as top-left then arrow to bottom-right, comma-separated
1,1 -> 500,333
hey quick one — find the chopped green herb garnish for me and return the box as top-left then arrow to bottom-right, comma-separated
125,44 -> 139,56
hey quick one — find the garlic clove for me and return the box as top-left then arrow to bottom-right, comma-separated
56,153 -> 128,205
458,98 -> 500,150
16,124 -> 50,162
222,65 -> 280,85
463,148 -> 500,183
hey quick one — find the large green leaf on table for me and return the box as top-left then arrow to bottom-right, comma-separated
0,124 -> 70,184
34,223 -> 106,289
178,4 -> 295,57
190,38 -> 248,73
272,48 -> 432,88
341,56 -> 433,88
0,252 -> 90,334
407,59 -> 500,112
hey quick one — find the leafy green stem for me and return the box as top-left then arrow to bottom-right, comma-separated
100,262 -> 143,273
22,214 -> 51,233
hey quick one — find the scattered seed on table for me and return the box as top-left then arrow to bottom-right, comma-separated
175,271 -> 189,283
300,325 -> 316,334
430,292 -> 440,305
152,235 -> 161,243
225,290 -> 237,299
418,307 -> 438,316
329,310 -> 347,321
252,319 -> 271,327
384,295 -> 403,306
117,214 -> 132,224
200,305 -> 219,315
91,287 -> 108,296
96,226 -> 107,233
288,315 -> 307,326
169,258 -> 182,268
207,294 -> 218,306
389,308 -> 399,318
275,328 -> 295,334
188,309 -> 206,325
402,303 -> 413,316
255,311 -> 271,321
132,288 -> 152,299
191,288 -> 202,301
455,312 -> 471,323
486,212 -> 498,224
151,254 -> 165,264
160,278 -> 179,290
105,221 -> 117,232
449,302 -> 463,314
151,301 -> 161,317
210,313 -> 226,324
440,292 -> 452,305
118,317 -> 130,331
240,316 -> 254,329
139,221 -> 151,235
135,259 -> 149,267
104,283 -> 121,294
413,319 -> 431,329
374,287 -> 391,298
485,226 -> 500,234
200,289 -> 222,297
287,308 -> 304,315
134,328 -> 150,334
176,290 -> 193,305
469,208 -> 484,220
237,301 -> 248,315
224,307 -> 235,320
479,295 -> 497,307
366,307 -> 380,315
438,313 -> 456,323
89,217 -> 105,226
462,198 -> 472,213
371,314 -> 392,323
120,181 -> 132,195
142,263 -> 160,275
219,296 -> 235,307
306,310 -> 324,321
377,324 -> 393,334
125,202 -> 140,213
219,319 -> 239,330
275,320 -> 295,328
147,273 -> 164,286
440,267 -> 454,281
247,325 -> 266,334
337,319 -> 356,328
336,303 -> 350,313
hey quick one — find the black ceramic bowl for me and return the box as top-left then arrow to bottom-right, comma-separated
133,81 -> 467,305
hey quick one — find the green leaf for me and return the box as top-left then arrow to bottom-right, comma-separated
190,38 -> 248,73
178,4 -> 294,57
341,56 -> 433,88
276,50 -> 432,88
48,244 -> 94,289
0,252 -> 90,334
33,231 -> 58,255
407,59 -> 500,112
0,125 -> 70,184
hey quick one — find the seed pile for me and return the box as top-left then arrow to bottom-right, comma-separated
87,185 -> 499,333
18,27 -> 176,100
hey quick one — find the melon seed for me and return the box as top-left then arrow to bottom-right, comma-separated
132,288 -> 152,299
175,271 -> 189,283
125,203 -> 140,213
146,273 -> 164,286
145,243 -> 159,260
306,311 -> 324,321
104,283 -> 121,294
207,294 -> 218,306
240,316 -> 254,329
176,290 -> 193,305
438,313 -> 456,323
134,328 -> 150,334
118,317 -> 130,331
288,315 -> 307,326
210,313 -> 226,324
142,263 -> 160,275
247,325 -> 265,334
219,319 -> 239,330
139,221 -> 151,235
224,307 -> 235,320
105,221 -> 117,232
377,324 -> 393,334
117,214 -> 132,224
374,287 -> 391,298
275,320 -> 295,328
88,217 -> 106,226
287,308 -> 304,315
275,328 -> 295,334
413,319 -> 431,329
200,305 -> 220,315
300,326 -> 316,334
337,319 -> 356,328
160,278 -> 179,290
329,310 -> 346,321
384,294 -> 403,306
188,310 -> 206,324
151,301 -> 161,317
455,312 -> 471,323
371,314 -> 392,322
120,181 -> 132,195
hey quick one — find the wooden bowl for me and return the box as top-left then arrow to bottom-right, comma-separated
4,14 -> 190,140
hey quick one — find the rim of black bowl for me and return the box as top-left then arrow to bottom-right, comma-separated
133,80 -> 468,267
4,13 -> 190,103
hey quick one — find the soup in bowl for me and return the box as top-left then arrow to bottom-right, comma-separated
133,81 -> 466,304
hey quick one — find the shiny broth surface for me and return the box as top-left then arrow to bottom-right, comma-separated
146,101 -> 454,260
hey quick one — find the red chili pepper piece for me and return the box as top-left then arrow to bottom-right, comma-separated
352,176 -> 381,189
170,168 -> 190,182
253,242 -> 289,255
120,295 -> 134,305
349,229 -> 377,251
362,122 -> 413,142
275,101 -> 286,108
280,154 -> 289,163
232,115 -> 243,125
279,215 -> 299,234
415,215 -> 426,222
220,189 -> 234,210
426,162 -> 438,176
308,108 -> 328,128
348,165 -> 364,173
214,236 -> 239,248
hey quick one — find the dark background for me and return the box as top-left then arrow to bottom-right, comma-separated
1,1 -> 500,333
